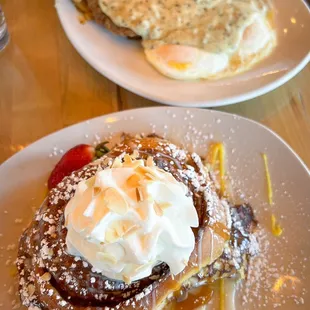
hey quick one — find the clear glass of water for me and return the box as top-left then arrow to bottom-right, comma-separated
0,6 -> 9,51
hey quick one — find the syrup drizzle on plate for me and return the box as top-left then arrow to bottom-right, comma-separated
166,278 -> 237,310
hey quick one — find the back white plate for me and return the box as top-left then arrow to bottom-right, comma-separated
55,0 -> 310,107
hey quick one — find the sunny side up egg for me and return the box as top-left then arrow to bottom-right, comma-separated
98,0 -> 277,80
144,13 -> 276,80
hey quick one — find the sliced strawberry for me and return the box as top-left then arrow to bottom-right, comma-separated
48,144 -> 95,190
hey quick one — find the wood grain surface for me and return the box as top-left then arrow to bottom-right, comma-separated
0,0 -> 309,167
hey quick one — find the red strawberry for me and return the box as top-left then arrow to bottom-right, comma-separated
48,144 -> 95,190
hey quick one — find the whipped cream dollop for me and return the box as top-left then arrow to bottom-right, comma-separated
65,155 -> 199,283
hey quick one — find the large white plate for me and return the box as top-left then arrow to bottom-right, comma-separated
55,0 -> 310,107
0,107 -> 309,309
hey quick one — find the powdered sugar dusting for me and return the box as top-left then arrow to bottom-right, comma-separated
239,228 -> 307,309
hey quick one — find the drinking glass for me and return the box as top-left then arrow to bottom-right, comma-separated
0,6 -> 9,52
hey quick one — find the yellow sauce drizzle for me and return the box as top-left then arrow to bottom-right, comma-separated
209,143 -> 226,196
272,275 -> 300,293
262,154 -> 284,237
271,214 -> 283,237
219,278 -> 225,310
262,153 -> 273,205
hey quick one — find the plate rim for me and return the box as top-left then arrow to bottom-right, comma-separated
1,107 -> 309,176
55,0 -> 310,108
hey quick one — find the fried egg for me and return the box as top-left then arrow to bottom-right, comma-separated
98,0 -> 277,80
144,14 -> 276,80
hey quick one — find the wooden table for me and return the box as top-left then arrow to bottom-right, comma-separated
0,0 -> 309,167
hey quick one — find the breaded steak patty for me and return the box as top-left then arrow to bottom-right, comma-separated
77,0 -> 139,38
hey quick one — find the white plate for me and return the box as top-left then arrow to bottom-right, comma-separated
0,107 -> 309,309
55,0 -> 310,107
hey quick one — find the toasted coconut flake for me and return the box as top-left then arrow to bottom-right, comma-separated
124,159 -> 144,169
125,188 -> 138,202
112,157 -> 123,168
93,186 -> 101,195
97,252 -> 118,264
136,187 -> 145,202
105,220 -> 139,243
126,174 -> 142,188
92,195 -> 109,227
146,156 -> 155,167
104,188 -> 129,215
124,225 -> 140,238
105,227 -> 119,243
123,154 -> 133,164
140,234 -> 151,250
116,220 -> 133,236
135,166 -> 158,179
135,205 -> 148,221
157,202 -> 172,210
123,275 -> 131,284
85,176 -> 96,187
131,150 -> 139,159
153,202 -> 163,217
145,173 -> 157,181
